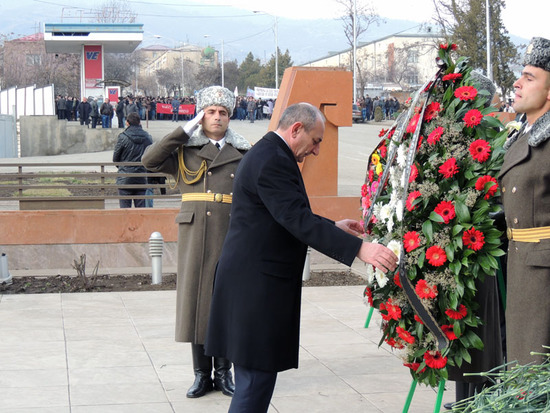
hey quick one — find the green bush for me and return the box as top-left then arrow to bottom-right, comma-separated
374,106 -> 383,122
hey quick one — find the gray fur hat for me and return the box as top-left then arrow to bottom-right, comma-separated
196,86 -> 235,116
523,37 -> 550,72
470,70 -> 496,107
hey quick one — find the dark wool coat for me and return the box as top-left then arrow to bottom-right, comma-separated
205,132 -> 363,373
498,112 -> 550,365
142,126 -> 250,344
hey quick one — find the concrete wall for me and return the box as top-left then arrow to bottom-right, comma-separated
19,115 -> 119,156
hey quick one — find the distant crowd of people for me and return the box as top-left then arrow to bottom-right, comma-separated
55,94 -> 275,128
356,95 -> 401,121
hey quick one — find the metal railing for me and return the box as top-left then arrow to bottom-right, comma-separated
0,162 -> 177,208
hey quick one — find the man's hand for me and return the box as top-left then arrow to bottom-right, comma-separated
335,219 -> 365,237
357,242 -> 398,273
182,110 -> 204,136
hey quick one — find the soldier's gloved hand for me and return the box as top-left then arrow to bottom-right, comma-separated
182,110 -> 204,136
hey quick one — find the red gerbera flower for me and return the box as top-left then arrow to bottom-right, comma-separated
424,101 -> 442,122
404,362 -> 427,374
445,304 -> 468,320
425,246 -> 447,267
475,175 -> 498,199
464,109 -> 483,128
396,326 -> 416,344
414,314 -> 424,324
368,169 -> 375,183
427,126 -> 444,145
385,337 -> 405,349
394,272 -> 402,288
409,163 -> 418,183
379,299 -> 402,321
379,144 -> 387,159
406,113 -> 421,134
406,191 -> 422,211
454,86 -> 478,101
403,231 -> 421,252
438,157 -> 459,179
441,324 -> 458,340
434,200 -> 456,224
442,73 -> 462,82
364,286 -> 374,307
462,228 -> 485,251
415,279 -> 438,299
424,350 -> 448,369
469,139 -> 492,162
379,128 -> 388,137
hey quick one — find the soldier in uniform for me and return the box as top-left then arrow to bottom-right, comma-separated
498,37 -> 550,365
142,86 -> 251,398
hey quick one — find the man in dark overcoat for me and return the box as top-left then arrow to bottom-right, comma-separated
498,36 -> 550,365
142,86 -> 250,399
205,103 -> 398,413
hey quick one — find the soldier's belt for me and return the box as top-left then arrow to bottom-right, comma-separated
181,193 -> 232,204
507,226 -> 550,242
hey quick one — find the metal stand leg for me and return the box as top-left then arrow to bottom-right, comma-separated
402,379 -> 417,413
364,306 -> 374,328
434,379 -> 446,412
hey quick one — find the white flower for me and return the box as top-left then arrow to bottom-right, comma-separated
395,200 -> 404,222
380,204 -> 392,222
387,215 -> 394,232
365,264 -> 376,286
397,145 -> 407,167
387,240 -> 402,264
375,268 -> 388,288
505,120 -> 522,132
373,202 -> 383,220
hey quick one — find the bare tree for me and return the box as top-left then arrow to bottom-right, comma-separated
385,40 -> 433,89
91,0 -> 137,23
335,0 -> 382,96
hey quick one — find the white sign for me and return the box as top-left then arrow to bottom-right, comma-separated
254,87 -> 279,100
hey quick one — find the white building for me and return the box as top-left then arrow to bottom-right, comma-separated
302,32 -> 444,96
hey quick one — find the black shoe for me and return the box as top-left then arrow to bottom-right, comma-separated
214,369 -> 235,396
186,371 -> 213,398
444,402 -> 454,410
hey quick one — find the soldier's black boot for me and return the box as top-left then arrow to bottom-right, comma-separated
186,344 -> 213,398
213,357 -> 235,397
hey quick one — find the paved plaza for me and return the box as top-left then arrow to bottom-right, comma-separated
0,118 -> 455,412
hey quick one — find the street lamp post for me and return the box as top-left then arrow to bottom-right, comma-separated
204,35 -> 224,88
254,11 -> 279,90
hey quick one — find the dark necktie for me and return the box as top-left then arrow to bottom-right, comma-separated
215,143 -> 221,150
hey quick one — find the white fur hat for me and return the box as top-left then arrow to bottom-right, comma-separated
196,86 -> 235,116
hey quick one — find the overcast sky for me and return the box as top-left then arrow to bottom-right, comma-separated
200,0 -> 548,41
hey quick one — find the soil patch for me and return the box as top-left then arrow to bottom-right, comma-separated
1,271 -> 366,294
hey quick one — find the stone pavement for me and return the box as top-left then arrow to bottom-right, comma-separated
0,287 -> 454,412
0,118 -> 455,411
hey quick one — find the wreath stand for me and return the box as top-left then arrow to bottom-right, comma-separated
364,306 -> 447,413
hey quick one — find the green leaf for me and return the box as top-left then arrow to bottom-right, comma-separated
445,245 -> 455,262
429,211 -> 445,223
482,115 -> 504,129
454,201 -> 471,222
465,277 -> 477,291
452,225 -> 464,237
468,331 -> 484,350
418,251 -> 425,269
489,248 -> 506,257
453,322 -> 462,337
449,260 -> 462,276
422,220 -> 434,243
461,346 -> 472,364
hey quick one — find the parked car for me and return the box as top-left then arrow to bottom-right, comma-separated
352,104 -> 364,123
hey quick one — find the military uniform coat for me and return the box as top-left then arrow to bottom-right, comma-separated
498,111 -> 550,365
205,132 -> 363,373
142,126 -> 250,344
